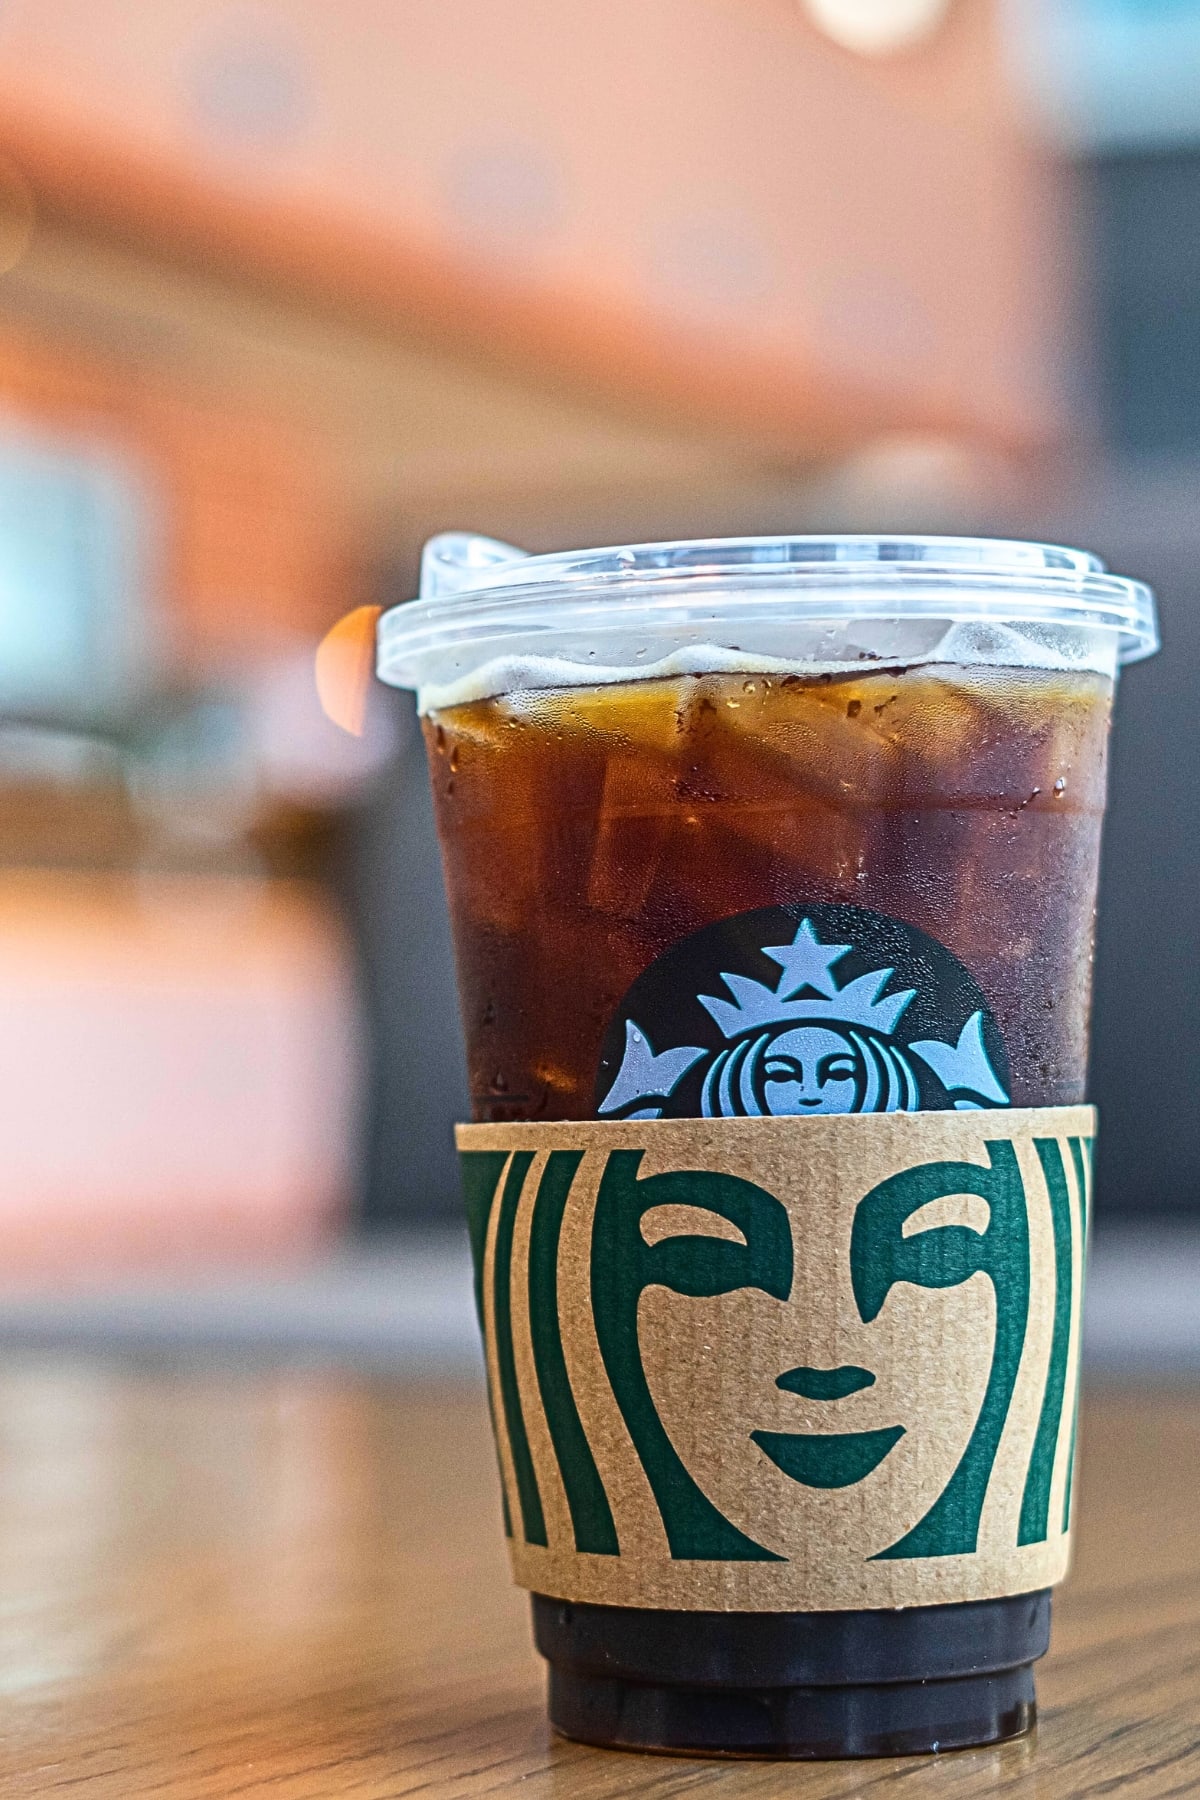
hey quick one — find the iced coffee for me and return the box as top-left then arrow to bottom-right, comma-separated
379,534 -> 1157,1758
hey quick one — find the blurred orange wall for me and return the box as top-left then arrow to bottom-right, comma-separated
0,319 -> 351,664
0,0 -> 1069,457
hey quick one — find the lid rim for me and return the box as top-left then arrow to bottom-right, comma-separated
415,530 -> 1110,595
378,532 -> 1159,686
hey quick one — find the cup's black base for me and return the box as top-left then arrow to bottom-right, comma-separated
534,1591 -> 1049,1760
547,1665 -> 1035,1759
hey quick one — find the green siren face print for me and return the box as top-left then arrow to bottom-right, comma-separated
623,1138 -> 1023,1564
595,904 -> 1011,1121
458,1108 -> 1092,1610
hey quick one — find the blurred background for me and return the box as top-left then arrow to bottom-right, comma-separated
0,0 -> 1195,1371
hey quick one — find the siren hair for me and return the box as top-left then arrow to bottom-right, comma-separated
699,1027 -> 921,1118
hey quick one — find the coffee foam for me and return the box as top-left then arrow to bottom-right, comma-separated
416,620 -> 1119,713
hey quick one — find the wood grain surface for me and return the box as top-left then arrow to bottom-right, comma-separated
0,1360 -> 1193,1796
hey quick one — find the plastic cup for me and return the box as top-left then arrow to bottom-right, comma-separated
377,532 -> 1157,1759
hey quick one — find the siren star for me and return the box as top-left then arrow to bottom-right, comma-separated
697,919 -> 916,1040
762,918 -> 854,998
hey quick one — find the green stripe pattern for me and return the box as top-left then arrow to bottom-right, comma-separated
459,1149 -> 513,1537
490,1151 -> 546,1546
1018,1139 -> 1075,1544
1061,1136 -> 1093,1530
526,1152 -> 619,1554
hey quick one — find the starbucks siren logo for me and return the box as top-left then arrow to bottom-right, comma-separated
596,903 -> 1010,1119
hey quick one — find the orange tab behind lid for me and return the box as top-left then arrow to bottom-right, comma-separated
315,605 -> 381,736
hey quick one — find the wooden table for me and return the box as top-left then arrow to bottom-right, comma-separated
0,1359 -> 1195,1796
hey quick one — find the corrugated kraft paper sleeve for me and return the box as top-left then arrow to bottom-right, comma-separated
457,1107 -> 1093,1612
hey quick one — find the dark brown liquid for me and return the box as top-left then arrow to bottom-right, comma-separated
423,663 -> 1113,1121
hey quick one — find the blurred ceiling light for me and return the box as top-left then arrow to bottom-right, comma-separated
185,27 -> 311,151
443,143 -> 566,253
0,158 -> 35,275
649,215 -> 774,318
801,0 -> 952,55
826,431 -> 1015,526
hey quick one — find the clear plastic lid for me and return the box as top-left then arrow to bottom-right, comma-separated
377,532 -> 1159,712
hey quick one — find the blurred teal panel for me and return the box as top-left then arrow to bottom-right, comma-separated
1009,0 -> 1200,149
0,425 -> 158,723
